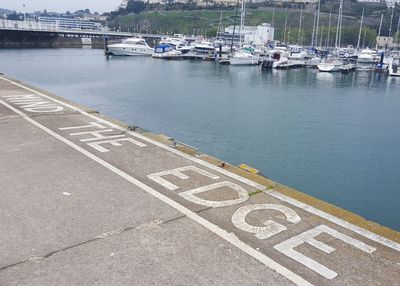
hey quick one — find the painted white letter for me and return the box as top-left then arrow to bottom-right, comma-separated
232,204 -> 301,239
87,138 -> 146,153
59,122 -> 106,131
274,225 -> 376,279
69,129 -> 124,142
180,181 -> 249,207
148,166 -> 219,191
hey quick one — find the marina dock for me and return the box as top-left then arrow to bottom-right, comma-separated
0,76 -> 399,285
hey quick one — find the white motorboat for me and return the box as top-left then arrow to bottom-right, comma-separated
357,48 -> 377,64
388,57 -> 400,76
152,44 -> 182,59
159,36 -> 187,50
107,38 -> 153,56
317,59 -> 344,72
274,59 -> 305,69
194,42 -> 216,55
288,45 -> 307,60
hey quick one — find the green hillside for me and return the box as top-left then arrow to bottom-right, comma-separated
110,6 -> 399,47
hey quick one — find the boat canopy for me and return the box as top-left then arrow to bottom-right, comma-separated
154,44 -> 173,53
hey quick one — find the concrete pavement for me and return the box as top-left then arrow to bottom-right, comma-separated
0,76 -> 399,285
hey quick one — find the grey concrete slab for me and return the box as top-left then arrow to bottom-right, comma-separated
0,116 -> 181,269
34,113 -> 254,213
0,217 -> 292,286
198,193 -> 400,286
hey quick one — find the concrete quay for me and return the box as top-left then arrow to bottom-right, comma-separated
0,76 -> 399,286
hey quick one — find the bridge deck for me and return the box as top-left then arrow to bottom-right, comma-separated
0,19 -> 163,39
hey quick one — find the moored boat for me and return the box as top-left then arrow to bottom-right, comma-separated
229,49 -> 260,66
388,57 -> 400,76
152,44 -> 182,60
317,58 -> 344,72
106,38 -> 153,56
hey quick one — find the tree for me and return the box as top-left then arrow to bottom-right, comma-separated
85,8 -> 91,14
127,1 -> 146,14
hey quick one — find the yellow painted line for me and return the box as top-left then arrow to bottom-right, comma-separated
239,163 -> 260,174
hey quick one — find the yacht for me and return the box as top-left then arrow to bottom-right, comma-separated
194,42 -> 216,55
107,38 -> 153,56
389,57 -> 400,76
288,45 -> 308,61
357,49 -> 377,64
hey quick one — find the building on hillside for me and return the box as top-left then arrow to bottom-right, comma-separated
385,0 -> 400,7
116,0 -> 129,10
218,23 -> 274,45
376,36 -> 398,48
197,0 -> 236,6
357,0 -> 400,7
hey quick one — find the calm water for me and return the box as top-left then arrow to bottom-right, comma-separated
1,48 -> 399,230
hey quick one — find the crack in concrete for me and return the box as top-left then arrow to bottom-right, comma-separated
0,217 -> 177,272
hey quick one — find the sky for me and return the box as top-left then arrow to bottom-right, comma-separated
0,0 -> 122,13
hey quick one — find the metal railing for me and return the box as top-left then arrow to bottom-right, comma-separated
0,20 -> 118,35
0,20 -> 165,39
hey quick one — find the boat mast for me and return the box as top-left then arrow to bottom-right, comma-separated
315,0 -> 321,48
319,22 -> 324,48
311,11 -> 317,47
283,14 -> 288,43
230,0 -> 240,52
396,16 -> 400,46
217,11 -> 223,38
338,0 -> 343,48
326,11 -> 332,48
376,13 -> 383,49
298,6 -> 303,46
335,0 -> 343,48
272,8 -> 275,27
388,7 -> 394,38
357,8 -> 364,50
239,0 -> 245,46
362,29 -> 367,49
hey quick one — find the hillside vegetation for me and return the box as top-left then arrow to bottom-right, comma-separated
110,4 -> 399,47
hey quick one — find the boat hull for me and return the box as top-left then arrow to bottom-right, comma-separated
229,57 -> 260,66
317,64 -> 342,72
107,46 -> 153,56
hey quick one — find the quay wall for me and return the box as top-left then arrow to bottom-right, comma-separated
0,29 -> 160,49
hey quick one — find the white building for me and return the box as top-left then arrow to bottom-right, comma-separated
385,0 -> 400,8
116,0 -> 129,11
224,23 -> 274,45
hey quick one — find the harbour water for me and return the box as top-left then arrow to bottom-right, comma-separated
1,48 -> 399,230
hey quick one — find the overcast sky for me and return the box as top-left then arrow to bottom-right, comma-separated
0,0 -> 122,13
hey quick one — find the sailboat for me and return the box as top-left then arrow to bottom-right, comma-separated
229,0 -> 260,66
